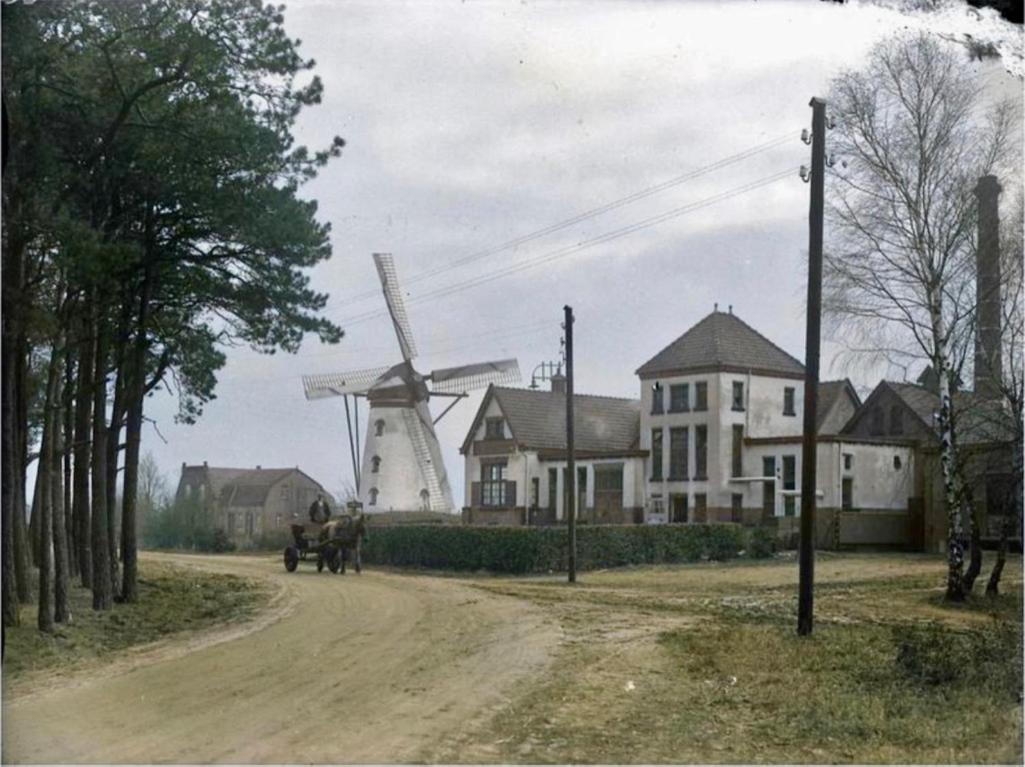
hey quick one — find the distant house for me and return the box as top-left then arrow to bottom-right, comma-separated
460,377 -> 646,525
174,463 -> 332,544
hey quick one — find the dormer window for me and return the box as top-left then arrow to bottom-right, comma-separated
694,382 -> 708,411
669,383 -> 689,412
485,417 -> 505,439
651,382 -> 664,415
375,419 -> 385,436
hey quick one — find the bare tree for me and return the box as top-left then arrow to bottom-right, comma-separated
823,32 -> 1019,601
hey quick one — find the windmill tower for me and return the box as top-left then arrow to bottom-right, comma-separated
302,253 -> 520,513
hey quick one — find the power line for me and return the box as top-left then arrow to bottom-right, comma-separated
334,166 -> 797,327
327,131 -> 796,308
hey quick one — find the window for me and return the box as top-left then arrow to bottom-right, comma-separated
548,468 -> 558,510
651,382 -> 664,415
893,455 -> 902,470
782,455 -> 796,516
695,425 -> 708,479
671,494 -> 689,523
842,477 -> 853,510
669,427 -> 688,480
531,477 -> 540,507
783,387 -> 796,416
485,417 -> 505,439
368,487 -> 379,506
732,381 -> 745,411
890,406 -> 903,435
481,462 -> 508,507
227,512 -> 236,534
669,383 -> 689,412
374,419 -> 385,436
245,512 -> 255,536
731,494 -> 743,523
694,382 -> 708,411
651,428 -> 664,480
694,493 -> 707,523
843,453 -> 853,471
279,485 -> 290,500
371,455 -> 381,473
276,513 -> 282,527
762,456 -> 776,520
731,424 -> 744,478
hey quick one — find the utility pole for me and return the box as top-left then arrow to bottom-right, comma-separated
798,97 -> 827,636
564,305 -> 577,584
343,395 -> 360,494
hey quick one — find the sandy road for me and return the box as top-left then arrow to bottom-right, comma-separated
2,552 -> 558,764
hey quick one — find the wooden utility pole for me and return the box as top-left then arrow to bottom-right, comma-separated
798,97 -> 827,636
344,395 -> 360,493
564,305 -> 577,584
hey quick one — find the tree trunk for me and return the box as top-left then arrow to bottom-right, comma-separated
63,346 -> 77,578
961,491 -> 983,593
2,293 -> 20,628
52,337 -> 72,624
987,432 -> 1022,596
73,309 -> 94,589
90,306 -> 113,611
37,339 -> 63,634
121,252 -> 155,604
106,364 -> 124,588
931,308 -> 964,602
13,330 -> 32,603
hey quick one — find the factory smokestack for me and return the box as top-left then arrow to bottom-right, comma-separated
974,175 -> 1002,401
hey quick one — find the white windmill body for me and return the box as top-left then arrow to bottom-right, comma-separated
302,254 -> 520,514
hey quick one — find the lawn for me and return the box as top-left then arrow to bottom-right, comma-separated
445,553 -> 1023,764
2,561 -> 272,693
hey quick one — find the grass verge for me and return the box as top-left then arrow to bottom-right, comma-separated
3,561 -> 271,687
445,553 -> 1023,764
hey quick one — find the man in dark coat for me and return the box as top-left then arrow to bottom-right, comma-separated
308,493 -> 331,524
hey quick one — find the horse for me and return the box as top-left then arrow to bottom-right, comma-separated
318,513 -> 369,574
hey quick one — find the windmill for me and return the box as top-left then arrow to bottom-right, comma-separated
302,253 -> 520,513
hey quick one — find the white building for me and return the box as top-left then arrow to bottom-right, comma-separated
460,376 -> 646,525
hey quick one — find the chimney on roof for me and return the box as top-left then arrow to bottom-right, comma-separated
714,302 -> 718,312
203,460 -> 208,468
728,304 -> 733,314
256,465 -> 261,470
974,175 -> 1002,401
550,371 -> 567,395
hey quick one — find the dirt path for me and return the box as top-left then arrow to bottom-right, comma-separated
2,552 -> 558,764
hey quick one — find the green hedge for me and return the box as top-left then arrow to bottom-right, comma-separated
361,523 -> 745,574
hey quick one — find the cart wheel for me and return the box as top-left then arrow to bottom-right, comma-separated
316,554 -> 325,572
283,545 -> 299,572
327,547 -> 341,574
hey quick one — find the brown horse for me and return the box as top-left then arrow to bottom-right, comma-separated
318,513 -> 368,574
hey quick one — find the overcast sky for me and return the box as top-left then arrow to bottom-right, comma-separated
138,0 -> 1022,505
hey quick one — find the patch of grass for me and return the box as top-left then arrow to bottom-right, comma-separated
3,562 -> 271,685
451,553 -> 1023,764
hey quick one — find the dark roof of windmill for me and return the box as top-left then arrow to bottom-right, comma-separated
465,387 -> 641,454
817,379 -> 861,433
635,310 -> 805,378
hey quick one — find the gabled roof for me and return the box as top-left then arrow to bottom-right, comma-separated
461,386 -> 641,455
817,379 -> 861,434
887,382 -> 941,433
179,465 -> 328,508
635,310 -> 805,379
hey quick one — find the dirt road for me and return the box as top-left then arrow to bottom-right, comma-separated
2,552 -> 558,764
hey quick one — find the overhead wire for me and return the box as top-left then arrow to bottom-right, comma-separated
326,131 -> 797,307
332,165 -> 798,328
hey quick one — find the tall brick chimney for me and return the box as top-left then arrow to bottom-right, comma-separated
974,175 -> 1002,401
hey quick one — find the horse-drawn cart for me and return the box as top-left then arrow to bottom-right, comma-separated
282,511 -> 367,574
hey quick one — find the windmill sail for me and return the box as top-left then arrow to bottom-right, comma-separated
401,406 -> 450,511
302,366 -> 390,400
373,252 -> 418,362
429,358 -> 521,394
